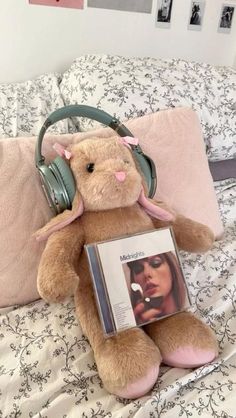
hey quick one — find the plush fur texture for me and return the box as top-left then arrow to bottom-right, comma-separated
36,136 -> 218,399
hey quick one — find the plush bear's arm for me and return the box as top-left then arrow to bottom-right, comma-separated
37,220 -> 84,303
149,200 -> 215,253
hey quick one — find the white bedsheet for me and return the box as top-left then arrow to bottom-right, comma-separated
0,179 -> 235,418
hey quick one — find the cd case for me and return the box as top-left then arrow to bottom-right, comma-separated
85,227 -> 191,337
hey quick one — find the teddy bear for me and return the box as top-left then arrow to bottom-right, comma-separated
35,135 -> 218,399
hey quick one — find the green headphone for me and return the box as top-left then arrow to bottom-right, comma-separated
35,105 -> 157,214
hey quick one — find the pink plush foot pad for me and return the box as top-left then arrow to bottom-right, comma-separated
163,346 -> 217,368
115,365 -> 159,399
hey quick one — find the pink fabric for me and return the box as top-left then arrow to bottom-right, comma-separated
0,134 -> 73,307
162,346 -> 217,368
115,365 -> 159,399
118,136 -> 139,149
53,142 -> 72,160
138,188 -> 174,221
0,108 -> 223,307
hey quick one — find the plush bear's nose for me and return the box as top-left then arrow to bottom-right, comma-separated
115,171 -> 126,182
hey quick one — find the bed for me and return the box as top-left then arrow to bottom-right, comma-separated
0,54 -> 235,418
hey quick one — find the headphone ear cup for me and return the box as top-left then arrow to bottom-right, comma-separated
133,152 -> 157,199
50,157 -> 76,209
37,164 -> 65,214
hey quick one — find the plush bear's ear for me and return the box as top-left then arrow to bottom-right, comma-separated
34,191 -> 84,241
138,187 -> 175,222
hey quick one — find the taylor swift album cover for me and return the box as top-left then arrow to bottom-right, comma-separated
85,228 -> 191,337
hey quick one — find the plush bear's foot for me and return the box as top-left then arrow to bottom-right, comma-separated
115,365 -> 160,399
163,346 -> 216,368
94,327 -> 161,399
145,312 -> 218,369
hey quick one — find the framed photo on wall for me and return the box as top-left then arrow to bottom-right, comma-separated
218,4 -> 235,33
156,0 -> 174,28
188,1 -> 206,31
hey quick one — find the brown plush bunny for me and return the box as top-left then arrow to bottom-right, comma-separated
35,136 -> 218,399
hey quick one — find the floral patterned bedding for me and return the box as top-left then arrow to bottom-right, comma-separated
0,178 -> 235,418
60,54 -> 236,162
0,73 -> 76,138
1,55 -> 235,162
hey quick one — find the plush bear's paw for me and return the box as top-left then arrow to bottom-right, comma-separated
38,264 -> 79,303
189,223 -> 215,253
173,215 -> 215,253
94,328 -> 161,399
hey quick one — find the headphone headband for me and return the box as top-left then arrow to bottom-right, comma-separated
35,105 -> 157,213
35,105 -> 138,165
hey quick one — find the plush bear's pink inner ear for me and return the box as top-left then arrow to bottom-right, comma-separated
34,192 -> 84,241
138,188 -> 174,221
53,142 -> 72,160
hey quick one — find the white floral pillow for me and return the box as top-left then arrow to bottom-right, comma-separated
60,54 -> 236,161
0,74 -> 74,138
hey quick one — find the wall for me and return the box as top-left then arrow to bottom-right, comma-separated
0,0 -> 236,83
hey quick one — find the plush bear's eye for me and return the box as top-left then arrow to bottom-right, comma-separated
86,163 -> 95,173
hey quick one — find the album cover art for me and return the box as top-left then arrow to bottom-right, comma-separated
85,228 -> 191,337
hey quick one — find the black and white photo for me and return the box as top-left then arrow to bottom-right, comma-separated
188,1 -> 206,31
156,0 -> 174,28
218,4 -> 235,33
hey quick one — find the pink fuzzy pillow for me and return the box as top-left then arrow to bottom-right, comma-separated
0,108 -> 223,307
